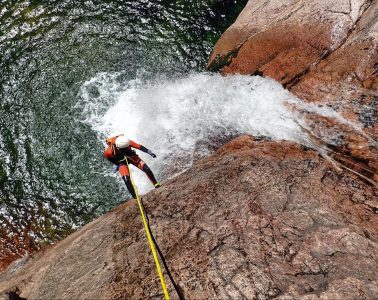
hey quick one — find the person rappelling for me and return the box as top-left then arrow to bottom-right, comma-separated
104,134 -> 161,199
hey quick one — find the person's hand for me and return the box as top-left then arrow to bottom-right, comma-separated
148,150 -> 157,158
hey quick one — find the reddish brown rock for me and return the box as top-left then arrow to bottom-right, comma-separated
1,137 -> 377,299
208,0 -> 371,82
208,0 -> 377,183
290,1 -> 378,173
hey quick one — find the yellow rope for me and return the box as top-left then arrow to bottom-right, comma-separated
125,158 -> 170,300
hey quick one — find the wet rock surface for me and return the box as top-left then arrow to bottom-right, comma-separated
1,136 -> 376,299
290,1 -> 378,175
208,0 -> 378,184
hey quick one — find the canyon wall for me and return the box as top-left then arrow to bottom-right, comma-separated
208,0 -> 378,179
1,1 -> 377,299
1,137 -> 377,299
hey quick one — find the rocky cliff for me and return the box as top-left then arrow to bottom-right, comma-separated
1,1 -> 377,299
0,136 -> 377,299
208,0 -> 378,180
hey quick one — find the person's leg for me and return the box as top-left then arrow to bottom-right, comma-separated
129,155 -> 160,187
118,163 -> 137,199
122,176 -> 137,199
142,163 -> 159,186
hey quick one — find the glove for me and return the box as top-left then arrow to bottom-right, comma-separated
148,150 -> 157,158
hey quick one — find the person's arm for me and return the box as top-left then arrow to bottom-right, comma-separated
130,140 -> 157,158
104,144 -> 118,164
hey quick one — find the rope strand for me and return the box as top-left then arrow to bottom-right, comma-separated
126,157 -> 170,300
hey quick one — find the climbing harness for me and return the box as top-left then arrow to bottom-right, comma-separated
125,158 -> 170,300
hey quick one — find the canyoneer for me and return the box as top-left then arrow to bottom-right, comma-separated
104,134 -> 160,198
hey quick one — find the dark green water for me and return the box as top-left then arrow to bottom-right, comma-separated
0,0 -> 247,261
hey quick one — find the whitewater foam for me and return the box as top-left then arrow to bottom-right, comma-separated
78,72 -> 316,193
78,72 -> 372,193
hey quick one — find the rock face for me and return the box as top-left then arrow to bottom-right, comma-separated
1,1 -> 377,299
208,0 -> 374,84
1,136 -> 377,299
0,205 -> 118,300
290,1 -> 378,173
208,0 -> 378,180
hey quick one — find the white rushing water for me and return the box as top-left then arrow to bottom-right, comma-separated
78,72 -> 365,193
78,72 -> 311,192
